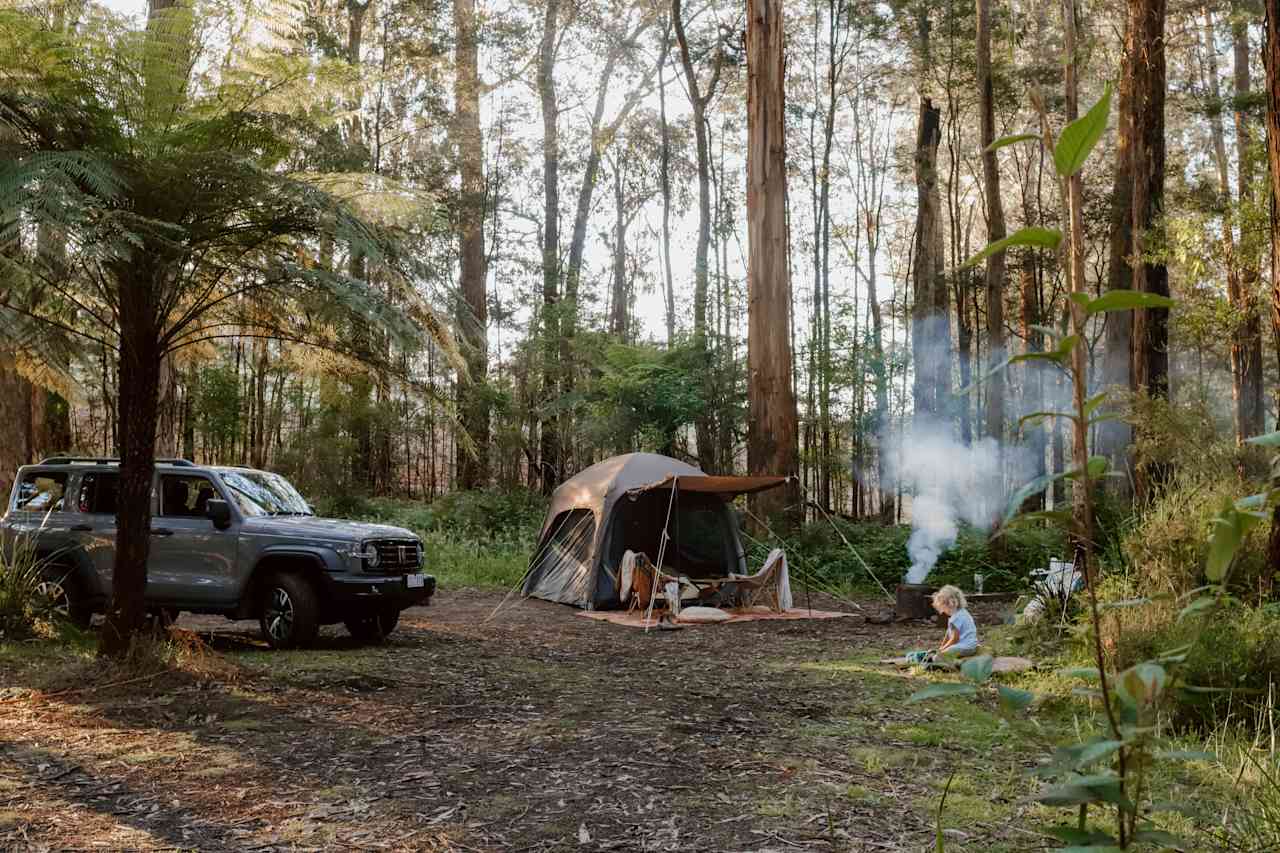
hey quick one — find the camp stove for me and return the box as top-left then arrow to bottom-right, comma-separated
894,583 -> 939,622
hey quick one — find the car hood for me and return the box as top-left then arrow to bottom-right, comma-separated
240,516 -> 418,543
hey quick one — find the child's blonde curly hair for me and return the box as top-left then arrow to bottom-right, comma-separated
931,584 -> 967,613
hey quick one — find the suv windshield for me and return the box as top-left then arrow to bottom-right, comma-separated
218,470 -> 313,517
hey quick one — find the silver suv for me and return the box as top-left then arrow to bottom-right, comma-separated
2,457 -> 435,648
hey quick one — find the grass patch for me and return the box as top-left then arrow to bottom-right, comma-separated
420,532 -> 528,589
756,792 -> 801,818
354,495 -> 537,589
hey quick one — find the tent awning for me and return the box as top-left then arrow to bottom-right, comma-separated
628,474 -> 791,498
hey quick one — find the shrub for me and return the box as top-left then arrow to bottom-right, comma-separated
1122,474 -> 1272,599
0,536 -> 56,641
746,517 -> 1067,595
365,489 -> 546,543
347,491 -> 547,590
1095,585 -> 1280,731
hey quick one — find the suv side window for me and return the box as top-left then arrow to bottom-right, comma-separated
78,473 -> 120,515
159,475 -> 218,519
15,472 -> 67,512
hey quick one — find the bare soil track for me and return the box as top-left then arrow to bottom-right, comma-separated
0,590 -> 1021,852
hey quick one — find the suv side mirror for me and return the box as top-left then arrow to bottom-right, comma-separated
206,499 -> 233,530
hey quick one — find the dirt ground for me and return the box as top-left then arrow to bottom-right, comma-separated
0,590 -> 1036,852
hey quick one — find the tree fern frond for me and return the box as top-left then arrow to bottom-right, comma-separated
293,172 -> 438,229
12,349 -> 80,401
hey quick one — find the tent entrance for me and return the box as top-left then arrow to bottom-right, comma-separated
601,490 -> 742,591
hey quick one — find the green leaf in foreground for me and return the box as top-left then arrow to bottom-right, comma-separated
1083,289 -> 1176,316
1206,497 -> 1264,582
1178,596 -> 1217,620
1054,81 -> 1112,176
986,132 -> 1040,152
1063,455 -> 1110,480
908,683 -> 978,702
960,655 -> 993,683
997,684 -> 1034,713
1001,471 -> 1062,527
962,226 -> 1062,269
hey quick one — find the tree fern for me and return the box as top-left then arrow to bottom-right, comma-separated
1,0 -> 462,654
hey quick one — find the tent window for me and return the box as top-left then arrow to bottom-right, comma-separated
523,508 -> 598,605
539,509 -> 595,568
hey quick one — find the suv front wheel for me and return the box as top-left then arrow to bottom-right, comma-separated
258,572 -> 320,649
345,608 -> 400,644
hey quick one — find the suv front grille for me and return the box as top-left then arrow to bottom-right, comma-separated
364,539 -> 421,573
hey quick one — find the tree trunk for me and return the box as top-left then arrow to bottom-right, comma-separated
454,0 -> 489,489
1127,0 -> 1169,399
716,126 -> 737,473
658,20 -> 676,344
1063,0 -> 1093,574
1020,256 -> 1046,510
868,233 -> 893,521
817,0 -> 838,510
609,164 -> 630,338
911,97 -> 948,424
537,0 -> 562,495
100,276 -> 161,657
745,0 -> 799,526
250,340 -> 267,467
1231,8 -> 1264,440
1126,0 -> 1169,502
345,0 -> 374,492
673,0 -> 722,473
1267,0 -> 1280,417
1098,5 -> 1136,494
977,0 -> 1006,444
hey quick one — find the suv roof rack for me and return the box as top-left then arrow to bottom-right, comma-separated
38,457 -> 196,467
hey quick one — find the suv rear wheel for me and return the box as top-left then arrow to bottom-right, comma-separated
258,572 -> 320,649
36,573 -> 92,628
344,608 -> 400,644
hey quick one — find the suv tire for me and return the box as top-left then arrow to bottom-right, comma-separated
344,608 -> 400,644
37,571 -> 92,628
258,572 -> 320,649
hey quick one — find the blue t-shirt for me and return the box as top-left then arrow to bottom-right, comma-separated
947,608 -> 978,652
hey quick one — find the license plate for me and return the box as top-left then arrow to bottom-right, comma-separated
406,574 -> 425,589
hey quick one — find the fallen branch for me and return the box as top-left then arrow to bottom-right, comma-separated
0,671 -> 167,704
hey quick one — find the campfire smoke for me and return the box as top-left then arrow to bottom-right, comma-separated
887,420 -> 1030,585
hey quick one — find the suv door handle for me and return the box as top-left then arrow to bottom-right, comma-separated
70,524 -> 92,532
150,528 -> 174,537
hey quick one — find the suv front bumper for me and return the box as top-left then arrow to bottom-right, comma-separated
321,573 -> 436,611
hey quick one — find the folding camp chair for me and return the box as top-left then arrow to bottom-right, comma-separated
726,548 -> 793,612
621,551 -> 660,613
621,550 -> 692,615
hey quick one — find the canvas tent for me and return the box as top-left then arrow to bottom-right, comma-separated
522,453 -> 787,609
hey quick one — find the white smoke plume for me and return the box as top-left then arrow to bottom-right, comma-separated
887,420 -> 1033,584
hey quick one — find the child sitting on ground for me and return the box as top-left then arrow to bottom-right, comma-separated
931,585 -> 979,658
